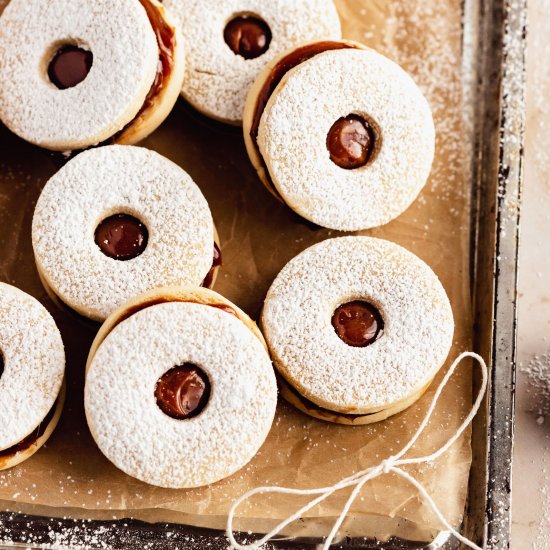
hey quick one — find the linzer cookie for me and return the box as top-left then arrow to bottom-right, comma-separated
243,41 -> 435,230
32,145 -> 218,322
163,0 -> 341,124
0,283 -> 65,470
0,0 -> 185,150
261,237 -> 454,425
85,287 -> 277,488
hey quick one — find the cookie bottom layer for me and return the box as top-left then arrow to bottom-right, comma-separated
278,375 -> 431,426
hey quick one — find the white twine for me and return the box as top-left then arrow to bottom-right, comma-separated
226,351 -> 487,550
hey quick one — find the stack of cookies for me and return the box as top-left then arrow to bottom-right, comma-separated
0,0 -> 453,491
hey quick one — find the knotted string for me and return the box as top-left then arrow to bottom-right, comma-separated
226,351 -> 487,550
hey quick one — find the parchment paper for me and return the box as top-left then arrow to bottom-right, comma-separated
0,0 -> 473,544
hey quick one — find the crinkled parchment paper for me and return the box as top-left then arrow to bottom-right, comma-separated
0,0 -> 473,544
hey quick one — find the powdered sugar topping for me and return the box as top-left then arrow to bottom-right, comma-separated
257,48 -> 435,230
164,0 -> 341,123
32,145 -> 214,321
0,283 -> 65,450
0,0 -> 158,150
262,237 -> 454,412
85,301 -> 277,488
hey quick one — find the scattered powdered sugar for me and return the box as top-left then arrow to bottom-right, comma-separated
85,301 -> 277,489
32,145 -> 214,321
379,0 -> 468,219
164,0 -> 341,123
0,283 -> 64,450
520,354 -> 550,424
0,0 -> 481,545
524,0 -> 550,191
0,513 -> 248,549
258,47 -> 435,231
0,0 -> 159,150
262,236 -> 454,412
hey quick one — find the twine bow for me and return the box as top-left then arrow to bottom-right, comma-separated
227,351 -> 487,550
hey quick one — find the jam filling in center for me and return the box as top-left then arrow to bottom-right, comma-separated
95,214 -> 148,261
332,300 -> 384,347
327,114 -> 376,169
224,15 -> 272,59
0,351 -> 4,380
155,364 -> 211,419
48,45 -> 93,90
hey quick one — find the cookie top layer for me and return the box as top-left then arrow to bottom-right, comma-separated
32,145 -> 214,321
0,284 -> 65,451
164,0 -> 341,124
0,0 -> 158,150
261,237 -> 454,413
85,300 -> 277,488
256,48 -> 435,230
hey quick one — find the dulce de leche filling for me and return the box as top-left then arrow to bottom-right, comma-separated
279,375 -> 383,420
332,300 -> 384,347
112,0 -> 177,141
0,399 -> 58,460
155,364 -> 211,419
202,242 -> 222,288
95,214 -> 149,261
48,45 -> 93,90
250,41 -> 358,199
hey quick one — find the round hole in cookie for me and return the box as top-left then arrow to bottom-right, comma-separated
326,114 -> 381,170
94,213 -> 149,261
331,300 -> 384,347
224,13 -> 272,60
47,44 -> 93,90
155,364 -> 211,420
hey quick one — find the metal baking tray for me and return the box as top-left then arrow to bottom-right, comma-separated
0,0 -> 525,547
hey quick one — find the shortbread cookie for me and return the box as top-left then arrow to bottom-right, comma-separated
261,237 -> 454,424
163,0 -> 341,124
0,283 -> 65,470
0,0 -> 185,150
85,287 -> 277,488
32,145 -> 218,322
243,41 -> 435,230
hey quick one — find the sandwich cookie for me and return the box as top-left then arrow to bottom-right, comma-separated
0,283 -> 65,470
32,145 -> 219,323
261,237 -> 454,425
163,0 -> 341,124
85,287 -> 277,488
243,41 -> 435,230
0,0 -> 185,150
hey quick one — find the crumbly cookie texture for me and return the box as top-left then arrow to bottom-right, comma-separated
85,301 -> 277,489
257,48 -> 435,230
0,0 -> 158,150
164,0 -> 341,124
32,145 -> 214,322
261,237 -> 454,413
0,283 -> 65,450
